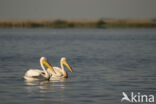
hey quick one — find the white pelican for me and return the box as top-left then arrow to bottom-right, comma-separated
24,57 -> 56,81
48,57 -> 73,80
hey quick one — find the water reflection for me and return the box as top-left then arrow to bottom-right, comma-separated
25,79 -> 67,90
24,79 -> 68,102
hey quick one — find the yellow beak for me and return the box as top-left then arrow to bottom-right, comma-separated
43,61 -> 56,74
63,60 -> 73,72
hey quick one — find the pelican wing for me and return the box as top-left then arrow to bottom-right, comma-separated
25,69 -> 43,77
47,67 -> 64,78
53,67 -> 63,74
24,69 -> 46,80
47,67 -> 62,75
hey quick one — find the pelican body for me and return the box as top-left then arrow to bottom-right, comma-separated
48,57 -> 73,80
24,57 -> 55,81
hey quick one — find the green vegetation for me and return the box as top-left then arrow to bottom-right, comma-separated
0,19 -> 156,28
96,19 -> 106,28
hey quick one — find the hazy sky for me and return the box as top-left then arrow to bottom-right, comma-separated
0,0 -> 156,19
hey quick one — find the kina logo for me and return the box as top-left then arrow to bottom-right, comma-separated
121,92 -> 154,103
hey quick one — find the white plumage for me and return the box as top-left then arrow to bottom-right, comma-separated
47,57 -> 73,80
24,57 -> 55,81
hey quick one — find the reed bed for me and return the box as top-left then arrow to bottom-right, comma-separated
0,19 -> 156,28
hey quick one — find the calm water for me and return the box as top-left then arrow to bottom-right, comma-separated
0,28 -> 156,104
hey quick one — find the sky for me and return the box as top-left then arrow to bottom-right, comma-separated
0,0 -> 156,19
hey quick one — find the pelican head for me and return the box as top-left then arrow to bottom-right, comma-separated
40,57 -> 56,74
61,57 -> 73,72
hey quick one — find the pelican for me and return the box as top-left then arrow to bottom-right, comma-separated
47,57 -> 73,80
24,57 -> 56,81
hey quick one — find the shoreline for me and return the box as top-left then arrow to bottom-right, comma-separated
0,19 -> 156,28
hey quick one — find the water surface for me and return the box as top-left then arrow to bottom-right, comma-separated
0,29 -> 156,104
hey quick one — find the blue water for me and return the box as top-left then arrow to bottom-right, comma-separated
0,29 -> 156,104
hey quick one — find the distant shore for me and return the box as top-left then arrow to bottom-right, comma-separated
0,19 -> 156,28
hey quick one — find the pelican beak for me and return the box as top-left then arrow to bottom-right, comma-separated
43,61 -> 56,74
63,60 -> 73,72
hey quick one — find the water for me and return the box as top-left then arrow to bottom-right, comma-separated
0,28 -> 156,104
